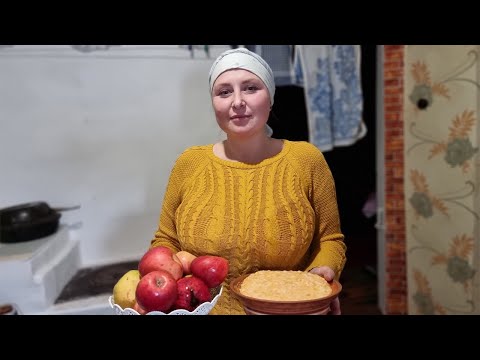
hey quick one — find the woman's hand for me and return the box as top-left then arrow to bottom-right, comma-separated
309,266 -> 341,315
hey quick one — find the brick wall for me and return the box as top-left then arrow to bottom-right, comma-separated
383,45 -> 407,314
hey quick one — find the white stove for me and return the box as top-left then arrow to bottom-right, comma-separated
0,225 -> 81,314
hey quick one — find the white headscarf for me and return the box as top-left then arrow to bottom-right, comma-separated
209,48 -> 276,106
209,48 -> 275,136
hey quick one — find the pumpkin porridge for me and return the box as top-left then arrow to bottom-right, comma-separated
239,270 -> 332,301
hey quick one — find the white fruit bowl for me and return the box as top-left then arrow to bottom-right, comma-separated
109,286 -> 223,315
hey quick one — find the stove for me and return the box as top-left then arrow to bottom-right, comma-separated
56,260 -> 138,303
0,225 -> 80,314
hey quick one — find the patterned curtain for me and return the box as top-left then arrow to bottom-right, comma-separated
293,45 -> 366,152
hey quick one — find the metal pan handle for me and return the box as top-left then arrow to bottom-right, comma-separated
51,205 -> 81,212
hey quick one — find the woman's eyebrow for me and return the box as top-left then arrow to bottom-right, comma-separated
214,78 -> 262,89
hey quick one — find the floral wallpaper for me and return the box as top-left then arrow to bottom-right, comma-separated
405,45 -> 480,314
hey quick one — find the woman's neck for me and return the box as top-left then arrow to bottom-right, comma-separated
218,136 -> 283,164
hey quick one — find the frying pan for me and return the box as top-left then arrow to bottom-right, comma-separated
0,201 -> 80,243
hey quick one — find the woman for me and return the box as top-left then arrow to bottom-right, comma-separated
150,48 -> 346,315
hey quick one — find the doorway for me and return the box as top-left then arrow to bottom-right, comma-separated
267,45 -> 380,314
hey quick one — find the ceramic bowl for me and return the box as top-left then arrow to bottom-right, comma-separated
230,274 -> 342,315
109,286 -> 223,315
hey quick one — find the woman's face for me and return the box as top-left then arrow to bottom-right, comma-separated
211,69 -> 271,138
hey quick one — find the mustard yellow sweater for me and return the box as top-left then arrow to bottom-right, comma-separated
150,140 -> 346,315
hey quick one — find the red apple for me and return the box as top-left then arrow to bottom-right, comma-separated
138,246 -> 183,280
135,270 -> 178,313
190,255 -> 229,288
133,301 -> 147,315
175,250 -> 197,274
173,276 -> 212,312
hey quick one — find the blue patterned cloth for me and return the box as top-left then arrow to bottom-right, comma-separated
294,45 -> 366,151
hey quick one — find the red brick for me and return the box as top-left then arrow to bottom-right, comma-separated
385,95 -> 401,104
385,112 -> 401,121
385,79 -> 400,87
385,45 -> 403,51
382,45 -> 408,314
385,87 -> 402,95
384,61 -> 403,69
384,50 -> 403,61
385,105 -> 403,112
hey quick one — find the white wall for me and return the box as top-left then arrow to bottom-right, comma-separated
0,45 -> 229,267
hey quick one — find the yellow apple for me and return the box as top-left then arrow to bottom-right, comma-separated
113,269 -> 141,309
175,250 -> 197,274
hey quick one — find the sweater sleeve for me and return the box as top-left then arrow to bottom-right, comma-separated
149,150 -> 193,252
304,148 -> 347,279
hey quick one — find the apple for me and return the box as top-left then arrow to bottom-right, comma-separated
190,255 -> 229,288
138,246 -> 183,280
175,250 -> 197,274
133,301 -> 148,315
112,269 -> 141,309
135,270 -> 178,313
173,276 -> 212,312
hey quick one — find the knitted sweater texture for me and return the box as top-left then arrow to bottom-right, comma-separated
150,140 -> 346,315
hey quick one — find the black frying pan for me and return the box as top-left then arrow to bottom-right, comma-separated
0,201 -> 80,243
